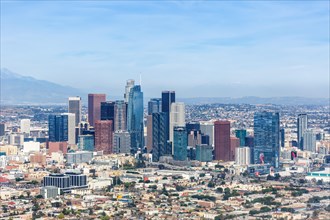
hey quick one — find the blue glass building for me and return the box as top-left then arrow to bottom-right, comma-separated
48,114 -> 68,142
173,126 -> 187,161
253,112 -> 280,168
152,112 -> 168,162
127,85 -> 144,153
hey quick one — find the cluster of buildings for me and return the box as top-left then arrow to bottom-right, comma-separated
0,79 -> 329,219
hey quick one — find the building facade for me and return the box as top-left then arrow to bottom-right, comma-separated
88,94 -> 106,127
214,121 -> 231,161
297,114 -> 308,150
173,126 -> 187,161
68,96 -> 82,126
94,120 -> 113,154
253,112 -> 280,168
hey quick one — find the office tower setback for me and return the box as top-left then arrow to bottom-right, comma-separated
113,131 -> 131,154
214,121 -> 231,161
230,137 -> 240,161
303,129 -> 316,152
254,112 -> 280,168
127,85 -> 144,152
169,102 -> 185,144
49,114 -> 75,144
148,98 -> 162,115
235,129 -> 247,147
152,112 -> 168,162
68,96 -> 82,126
114,100 -> 127,131
235,147 -> 251,165
88,94 -> 106,127
196,145 -> 213,162
200,121 -> 214,146
161,91 -> 175,140
78,135 -> 94,151
124,79 -> 135,103
173,126 -> 187,161
297,114 -> 308,150
20,119 -> 31,135
95,120 -> 113,154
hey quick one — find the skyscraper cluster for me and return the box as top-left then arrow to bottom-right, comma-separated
45,79 -> 290,170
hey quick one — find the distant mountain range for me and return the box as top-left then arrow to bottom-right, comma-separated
1,68 -> 328,105
1,68 -> 85,104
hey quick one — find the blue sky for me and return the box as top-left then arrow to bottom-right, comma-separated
1,1 -> 329,98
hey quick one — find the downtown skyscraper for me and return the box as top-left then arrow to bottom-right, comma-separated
214,121 -> 231,161
88,94 -> 106,127
297,114 -> 308,150
48,113 -> 75,145
68,96 -> 82,126
127,85 -> 144,153
253,112 -> 280,168
161,91 -> 175,141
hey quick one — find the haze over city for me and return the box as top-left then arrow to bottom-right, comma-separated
1,1 -> 329,98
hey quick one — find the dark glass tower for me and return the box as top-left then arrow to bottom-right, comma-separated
101,101 -> 115,130
48,115 -> 68,142
173,126 -> 187,161
161,91 -> 175,140
152,112 -> 168,162
127,85 -> 144,153
254,112 -> 280,168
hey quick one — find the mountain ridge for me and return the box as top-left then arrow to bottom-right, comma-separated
1,68 -> 328,105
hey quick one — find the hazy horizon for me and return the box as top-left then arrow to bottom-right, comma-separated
1,1 -> 329,98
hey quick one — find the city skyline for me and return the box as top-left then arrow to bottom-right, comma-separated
1,1 -> 329,98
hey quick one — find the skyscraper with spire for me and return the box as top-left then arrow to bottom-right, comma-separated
127,85 -> 144,153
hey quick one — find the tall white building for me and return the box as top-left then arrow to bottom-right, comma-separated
169,102 -> 185,144
235,147 -> 251,165
303,129 -> 316,152
124,79 -> 135,102
20,119 -> 31,135
61,113 -> 76,145
68,96 -> 82,126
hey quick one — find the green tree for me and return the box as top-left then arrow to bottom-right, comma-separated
58,213 -> 65,219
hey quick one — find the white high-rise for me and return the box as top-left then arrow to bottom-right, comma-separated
68,96 -> 82,126
20,119 -> 31,135
61,113 -> 76,145
169,102 -> 185,144
124,79 -> 135,102
235,147 -> 250,165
